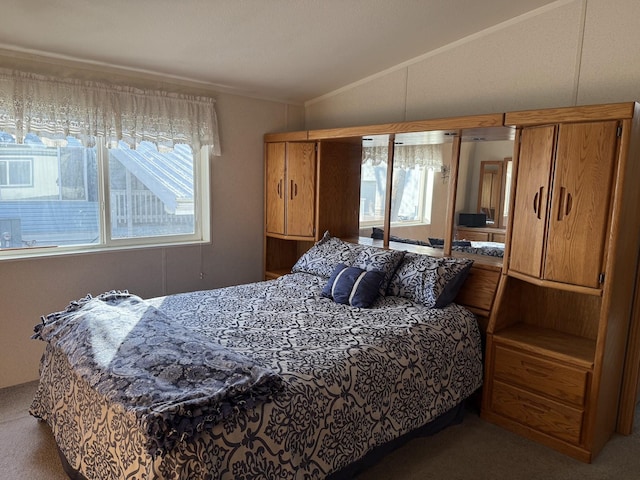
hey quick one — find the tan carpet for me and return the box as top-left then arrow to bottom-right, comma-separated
1,381 -> 638,479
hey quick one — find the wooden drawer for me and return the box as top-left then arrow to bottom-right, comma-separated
492,380 -> 584,444
492,232 -> 506,243
458,229 -> 490,241
493,345 -> 588,406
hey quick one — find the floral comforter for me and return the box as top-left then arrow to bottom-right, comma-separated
30,272 -> 483,480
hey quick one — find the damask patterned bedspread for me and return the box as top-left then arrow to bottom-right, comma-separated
30,272 -> 483,480
31,290 -> 284,456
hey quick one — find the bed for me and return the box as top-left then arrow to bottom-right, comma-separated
452,241 -> 505,258
30,234 -> 483,480
371,228 -> 504,258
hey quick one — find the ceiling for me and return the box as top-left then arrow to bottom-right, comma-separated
0,0 -> 557,104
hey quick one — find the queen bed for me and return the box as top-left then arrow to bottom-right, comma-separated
30,235 -> 484,480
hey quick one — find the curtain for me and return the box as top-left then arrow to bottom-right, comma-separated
362,144 -> 443,169
0,68 -> 220,154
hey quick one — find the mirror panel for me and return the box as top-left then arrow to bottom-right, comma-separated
360,135 -> 389,237
388,132 -> 454,249
454,130 -> 514,259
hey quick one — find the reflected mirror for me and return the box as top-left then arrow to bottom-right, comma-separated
454,128 -> 514,258
478,160 -> 504,226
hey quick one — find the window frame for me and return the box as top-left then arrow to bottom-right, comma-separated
0,157 -> 34,187
0,137 -> 211,260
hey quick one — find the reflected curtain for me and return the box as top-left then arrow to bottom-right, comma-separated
362,144 -> 443,169
0,68 -> 220,154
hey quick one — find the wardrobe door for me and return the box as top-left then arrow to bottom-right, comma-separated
544,121 -> 619,288
265,142 -> 286,235
509,125 -> 556,278
285,142 -> 316,237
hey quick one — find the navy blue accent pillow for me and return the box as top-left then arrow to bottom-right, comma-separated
322,264 -> 385,308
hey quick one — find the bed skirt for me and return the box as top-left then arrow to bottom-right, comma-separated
52,400 -> 468,480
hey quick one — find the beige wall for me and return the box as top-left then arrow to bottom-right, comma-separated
305,0 -> 640,128
0,62 -> 304,388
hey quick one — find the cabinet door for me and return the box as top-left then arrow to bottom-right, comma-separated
509,125 -> 556,278
265,142 -> 286,235
544,121 -> 618,287
285,142 -> 316,237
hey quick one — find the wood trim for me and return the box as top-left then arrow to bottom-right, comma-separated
505,102 -> 635,126
307,113 -> 504,140
264,131 -> 308,142
444,135 -> 462,257
480,409 -> 592,463
618,260 -> 640,434
265,232 -> 314,242
507,271 -> 603,297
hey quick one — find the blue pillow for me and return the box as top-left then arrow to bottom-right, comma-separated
322,264 -> 385,308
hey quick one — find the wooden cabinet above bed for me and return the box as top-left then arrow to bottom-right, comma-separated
264,134 -> 361,279
265,141 -> 316,238
508,121 -> 618,289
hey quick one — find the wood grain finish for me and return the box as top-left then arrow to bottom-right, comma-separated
284,143 -> 316,237
492,324 -> 596,368
505,102 -> 635,126
544,121 -> 618,288
484,103 -> 640,463
308,113 -> 505,140
316,141 -> 362,239
494,345 -> 588,405
509,125 -> 555,279
454,264 -> 500,314
265,142 -> 286,235
491,381 -> 584,444
263,131 -> 308,142
264,142 -> 316,238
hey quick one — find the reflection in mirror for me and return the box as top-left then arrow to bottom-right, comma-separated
388,132 -> 453,248
359,132 -> 453,251
478,160 -> 504,226
454,133 -> 514,258
360,135 -> 389,229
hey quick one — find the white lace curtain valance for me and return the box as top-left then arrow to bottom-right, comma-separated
0,69 -> 220,154
362,144 -> 443,169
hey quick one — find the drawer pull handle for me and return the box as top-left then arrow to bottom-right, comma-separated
521,361 -> 554,377
525,399 -> 549,415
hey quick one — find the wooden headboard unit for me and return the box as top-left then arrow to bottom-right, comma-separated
355,237 -> 502,336
454,262 -> 501,334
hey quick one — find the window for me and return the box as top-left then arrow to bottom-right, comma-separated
0,132 -> 209,254
0,68 -> 219,257
0,158 -> 33,187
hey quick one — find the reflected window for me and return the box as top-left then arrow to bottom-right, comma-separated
359,134 -> 441,228
391,164 -> 435,224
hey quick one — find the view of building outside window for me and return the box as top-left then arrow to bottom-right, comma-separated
0,133 -> 196,250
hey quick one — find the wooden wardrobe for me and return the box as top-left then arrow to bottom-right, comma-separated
481,102 -> 640,462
